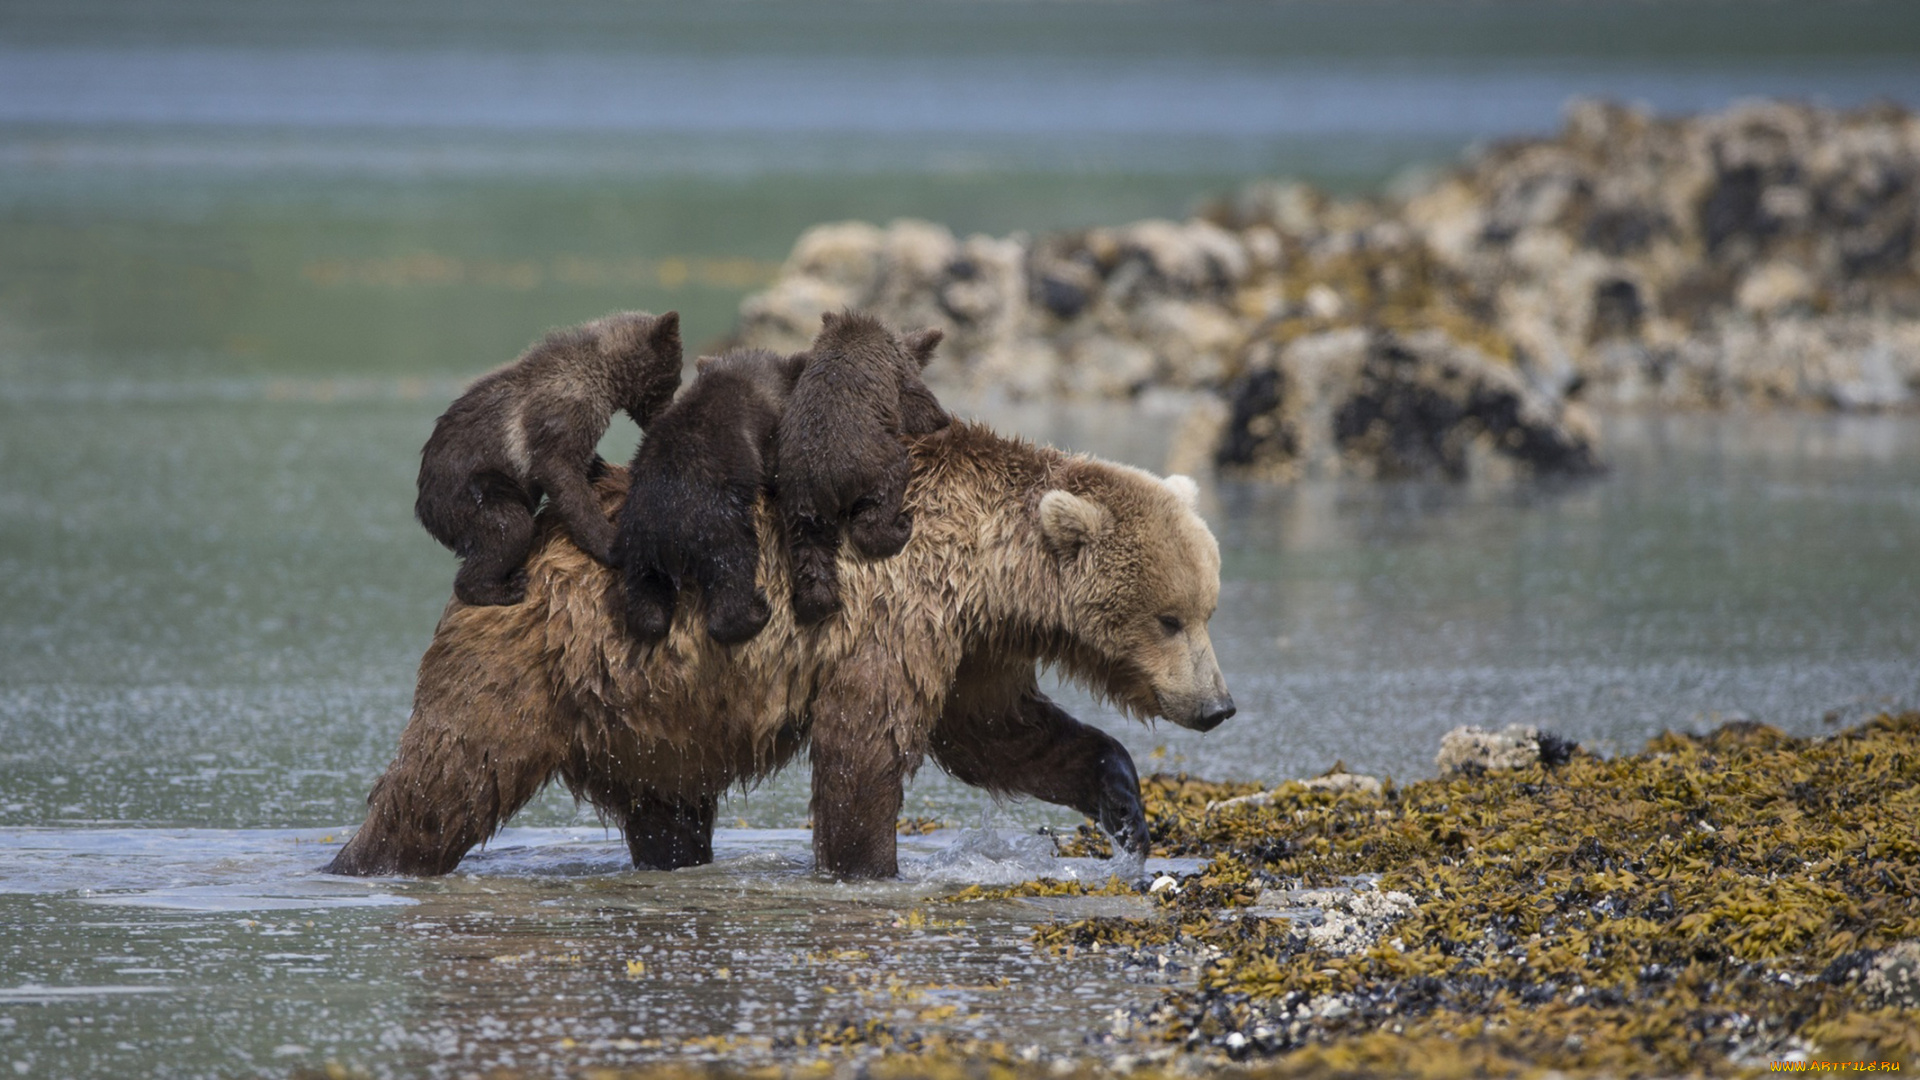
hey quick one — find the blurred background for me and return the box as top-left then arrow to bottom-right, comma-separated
4,3 -> 1920,1076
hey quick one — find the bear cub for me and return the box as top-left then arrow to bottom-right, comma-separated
614,347 -> 808,645
416,310 -> 683,607
776,311 -> 948,625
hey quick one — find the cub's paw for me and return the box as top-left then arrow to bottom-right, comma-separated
454,569 -> 529,607
848,511 -> 913,559
790,579 -> 842,626
624,598 -> 673,644
706,589 -> 772,646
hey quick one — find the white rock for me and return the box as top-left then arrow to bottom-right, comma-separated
1436,723 -> 1545,773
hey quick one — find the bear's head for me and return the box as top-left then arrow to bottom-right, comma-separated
1038,467 -> 1235,732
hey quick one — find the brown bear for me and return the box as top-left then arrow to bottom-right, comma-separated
613,347 -> 807,646
776,312 -> 948,625
415,310 -> 683,607
328,420 -> 1234,880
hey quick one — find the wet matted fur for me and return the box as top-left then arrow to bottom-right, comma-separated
332,421 -> 1234,879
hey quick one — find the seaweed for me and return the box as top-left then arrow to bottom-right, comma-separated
1112,714 -> 1920,1072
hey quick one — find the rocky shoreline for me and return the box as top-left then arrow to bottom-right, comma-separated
486,713 -> 1918,1080
1039,713 -> 1920,1074
735,100 -> 1920,481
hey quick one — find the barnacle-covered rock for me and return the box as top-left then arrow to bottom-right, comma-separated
733,100 -> 1920,487
1435,722 -> 1581,773
1287,884 -> 1418,957
1389,98 -> 1920,410
1216,328 -> 1601,481
1841,941 -> 1920,1009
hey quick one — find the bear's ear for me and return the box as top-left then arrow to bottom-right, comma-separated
902,328 -> 944,369
1163,474 -> 1199,510
649,311 -> 681,351
694,353 -> 719,373
1039,490 -> 1109,558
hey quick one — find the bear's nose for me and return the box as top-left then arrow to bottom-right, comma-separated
1190,695 -> 1236,732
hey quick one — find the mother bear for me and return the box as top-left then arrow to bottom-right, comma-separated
327,420 -> 1234,879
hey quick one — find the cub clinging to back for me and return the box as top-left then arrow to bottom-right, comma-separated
416,310 -> 682,607
776,311 -> 948,625
614,347 -> 807,645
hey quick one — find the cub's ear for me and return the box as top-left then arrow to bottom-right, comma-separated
902,327 -> 944,369
1163,474 -> 1199,510
1039,490 -> 1109,558
694,353 -> 719,373
649,311 -> 682,353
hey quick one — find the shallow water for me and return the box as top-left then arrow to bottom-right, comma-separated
0,823 -> 1191,1077
4,2 -> 1920,1074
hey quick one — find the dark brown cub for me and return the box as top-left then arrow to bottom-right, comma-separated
775,313 -> 947,625
415,311 -> 682,607
614,348 -> 807,645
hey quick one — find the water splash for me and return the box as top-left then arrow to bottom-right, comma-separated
906,809 -> 1145,886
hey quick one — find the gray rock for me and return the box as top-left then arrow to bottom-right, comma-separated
731,100 -> 1920,485
1217,329 -> 1602,481
1436,723 -> 1560,774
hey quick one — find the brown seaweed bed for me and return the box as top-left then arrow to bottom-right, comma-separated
303,714 -> 1918,1080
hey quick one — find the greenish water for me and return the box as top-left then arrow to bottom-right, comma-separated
4,1 -> 1920,1076
0,169 -> 1329,388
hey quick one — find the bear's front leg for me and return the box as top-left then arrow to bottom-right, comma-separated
929,668 -> 1149,860
534,458 -> 619,566
807,645 -> 922,878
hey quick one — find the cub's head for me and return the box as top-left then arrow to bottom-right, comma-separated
1038,466 -> 1235,732
593,310 -> 684,426
693,347 -> 808,401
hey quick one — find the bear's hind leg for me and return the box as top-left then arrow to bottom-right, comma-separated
930,682 -> 1148,861
327,627 -> 569,876
559,748 -> 718,871
452,497 -> 536,607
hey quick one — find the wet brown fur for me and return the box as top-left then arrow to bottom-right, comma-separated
416,310 -> 683,606
331,421 -> 1230,880
776,313 -> 949,625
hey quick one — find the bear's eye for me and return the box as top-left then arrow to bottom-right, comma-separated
1157,614 -> 1184,636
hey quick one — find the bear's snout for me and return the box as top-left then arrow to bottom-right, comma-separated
1189,694 -> 1236,732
